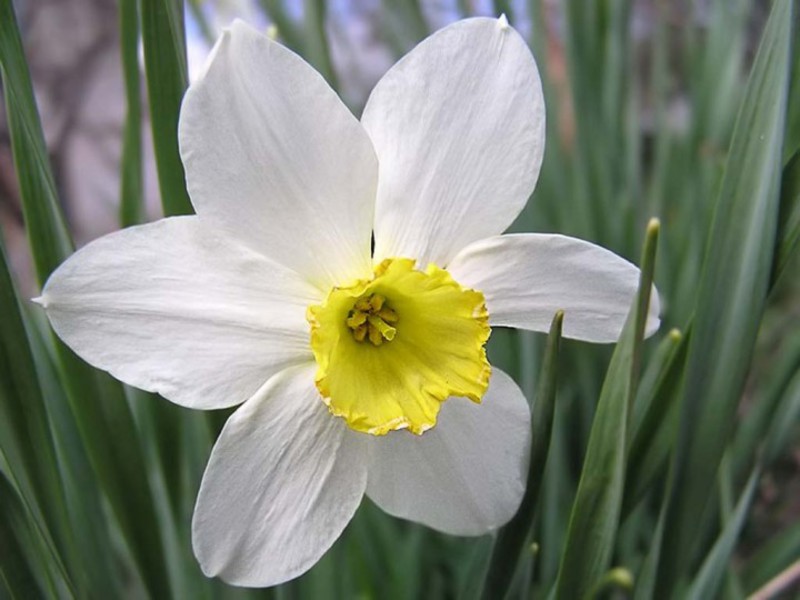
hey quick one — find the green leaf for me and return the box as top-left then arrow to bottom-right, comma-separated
0,240 -> 74,596
140,0 -> 194,216
481,311 -> 563,599
0,474 -> 53,599
771,150 -> 800,288
0,0 -> 72,281
685,467 -> 760,600
732,335 -> 800,479
0,2 -> 171,595
657,0 -> 794,589
784,23 -> 800,160
633,509 -> 666,600
742,520 -> 800,593
760,368 -> 800,465
303,0 -> 338,90
554,219 -> 659,599
623,327 -> 688,515
119,0 -> 144,227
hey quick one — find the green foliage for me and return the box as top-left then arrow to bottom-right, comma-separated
554,221 -> 658,599
658,0 -> 793,591
140,0 -> 194,216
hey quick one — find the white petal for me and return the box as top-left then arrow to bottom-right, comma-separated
40,217 -> 320,409
179,20 -> 377,290
193,364 -> 368,586
366,368 -> 530,536
448,234 -> 661,343
362,17 -> 545,268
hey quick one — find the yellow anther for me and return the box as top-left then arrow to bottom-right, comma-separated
354,298 -> 372,311
368,324 -> 383,346
346,311 -> 367,328
369,294 -> 385,311
377,307 -> 398,323
353,324 -> 367,342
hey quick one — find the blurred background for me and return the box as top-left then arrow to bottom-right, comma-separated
1,0 -> 797,597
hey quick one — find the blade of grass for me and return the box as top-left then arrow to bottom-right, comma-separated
0,1 -> 171,595
623,327 -> 689,515
742,521 -> 800,593
140,0 -> 193,216
657,1 -> 794,589
303,0 -> 338,90
685,466 -> 760,600
0,0 -> 71,279
119,0 -> 144,228
554,219 -> 659,599
633,508 -> 666,600
23,309 -> 122,598
0,237 -> 89,596
784,27 -> 799,160
0,474 -> 54,598
481,311 -> 563,599
770,150 -> 800,288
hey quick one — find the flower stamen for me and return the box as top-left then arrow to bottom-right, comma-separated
347,294 -> 398,346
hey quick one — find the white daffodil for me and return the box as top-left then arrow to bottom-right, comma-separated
37,16 -> 659,587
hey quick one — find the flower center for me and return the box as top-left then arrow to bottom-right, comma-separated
346,294 -> 398,345
306,258 -> 491,436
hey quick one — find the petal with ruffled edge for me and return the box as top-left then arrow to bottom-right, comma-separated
179,20 -> 377,290
447,233 -> 661,342
365,368 -> 530,535
192,364 -> 368,587
38,216 -> 319,409
362,16 -> 545,268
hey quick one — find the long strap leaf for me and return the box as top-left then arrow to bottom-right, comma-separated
656,0 -> 794,591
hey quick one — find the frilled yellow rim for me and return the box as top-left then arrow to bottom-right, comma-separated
306,258 -> 491,435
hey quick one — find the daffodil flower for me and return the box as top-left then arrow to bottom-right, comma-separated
36,17 -> 659,587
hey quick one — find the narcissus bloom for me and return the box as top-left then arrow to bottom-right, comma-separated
37,17 -> 659,587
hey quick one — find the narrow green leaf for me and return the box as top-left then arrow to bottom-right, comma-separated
742,521 -> 800,593
658,0 -> 794,589
23,314 -> 121,598
771,150 -> 800,288
0,0 -> 71,280
760,369 -> 800,465
685,467 -> 760,600
0,475 -> 50,599
0,2 -> 172,595
303,0 -> 338,90
633,509 -> 666,600
623,327 -> 688,515
119,0 -> 144,227
554,220 -> 659,599
784,24 -> 800,160
481,311 -> 563,599
140,0 -> 194,216
0,239 -> 81,596
732,334 -> 800,483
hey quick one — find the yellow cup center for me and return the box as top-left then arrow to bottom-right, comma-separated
306,258 -> 491,435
